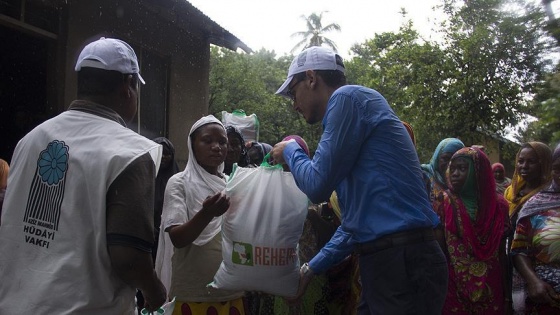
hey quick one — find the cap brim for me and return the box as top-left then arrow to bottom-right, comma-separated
275,75 -> 293,98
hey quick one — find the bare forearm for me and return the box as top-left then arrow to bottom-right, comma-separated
108,246 -> 158,291
167,192 -> 230,248
513,254 -> 538,284
167,210 -> 214,248
108,245 -> 161,291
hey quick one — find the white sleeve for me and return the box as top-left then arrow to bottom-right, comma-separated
161,174 -> 189,231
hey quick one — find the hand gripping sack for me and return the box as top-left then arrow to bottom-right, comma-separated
209,161 -> 308,296
221,109 -> 260,143
140,297 -> 176,314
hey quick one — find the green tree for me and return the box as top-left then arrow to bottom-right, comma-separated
346,20 -> 450,160
520,0 -> 560,146
291,11 -> 341,53
436,0 -> 550,140
208,47 -> 322,152
347,0 -> 554,161
522,69 -> 560,145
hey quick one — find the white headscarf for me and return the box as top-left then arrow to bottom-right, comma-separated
155,115 -> 226,292
181,115 -> 226,245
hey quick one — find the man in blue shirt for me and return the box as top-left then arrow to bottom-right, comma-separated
271,46 -> 448,314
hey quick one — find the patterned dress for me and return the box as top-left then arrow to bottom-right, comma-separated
437,147 -> 509,314
511,184 -> 560,314
504,142 -> 553,314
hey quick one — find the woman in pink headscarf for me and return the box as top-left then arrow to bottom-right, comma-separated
437,147 -> 511,314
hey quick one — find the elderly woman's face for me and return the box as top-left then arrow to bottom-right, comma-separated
225,134 -> 242,165
493,168 -> 505,181
247,146 -> 263,165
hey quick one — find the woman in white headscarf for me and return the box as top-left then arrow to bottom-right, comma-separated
155,115 -> 246,315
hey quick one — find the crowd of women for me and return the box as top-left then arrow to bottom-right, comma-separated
131,113 -> 560,315
422,137 -> 560,315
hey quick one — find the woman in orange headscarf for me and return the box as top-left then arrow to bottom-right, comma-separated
0,158 -> 10,224
505,142 -> 552,223
505,142 -> 552,314
511,144 -> 560,314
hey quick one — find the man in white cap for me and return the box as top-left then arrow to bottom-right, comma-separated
0,37 -> 166,314
271,46 -> 448,314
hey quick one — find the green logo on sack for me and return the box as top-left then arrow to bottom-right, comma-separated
232,241 -> 253,266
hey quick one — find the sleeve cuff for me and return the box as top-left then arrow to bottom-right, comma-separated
308,251 -> 331,274
283,140 -> 302,162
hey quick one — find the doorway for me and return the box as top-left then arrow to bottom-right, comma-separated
0,25 -> 49,163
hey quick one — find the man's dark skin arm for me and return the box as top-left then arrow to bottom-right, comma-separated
107,153 -> 167,311
108,246 -> 166,311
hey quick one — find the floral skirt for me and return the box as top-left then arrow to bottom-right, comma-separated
172,297 -> 245,315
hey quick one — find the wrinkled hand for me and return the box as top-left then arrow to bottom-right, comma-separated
271,141 -> 290,165
142,277 -> 167,313
202,192 -> 230,217
527,278 -> 559,305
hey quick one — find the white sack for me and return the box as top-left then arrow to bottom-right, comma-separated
210,165 -> 308,296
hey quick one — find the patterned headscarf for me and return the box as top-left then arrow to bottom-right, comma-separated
505,141 -> 552,218
421,138 -> 465,188
448,147 -> 496,218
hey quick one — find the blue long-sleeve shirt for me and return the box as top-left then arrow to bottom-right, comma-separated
283,85 -> 439,274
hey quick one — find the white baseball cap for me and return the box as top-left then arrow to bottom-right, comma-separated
75,37 -> 145,84
276,46 -> 345,97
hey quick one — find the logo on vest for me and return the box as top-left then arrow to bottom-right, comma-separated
23,140 -> 69,249
232,241 -> 297,267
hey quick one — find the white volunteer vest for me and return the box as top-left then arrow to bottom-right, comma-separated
0,110 -> 161,314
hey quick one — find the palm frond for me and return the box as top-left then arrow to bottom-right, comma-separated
322,38 -> 339,52
291,11 -> 341,53
291,38 -> 310,54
